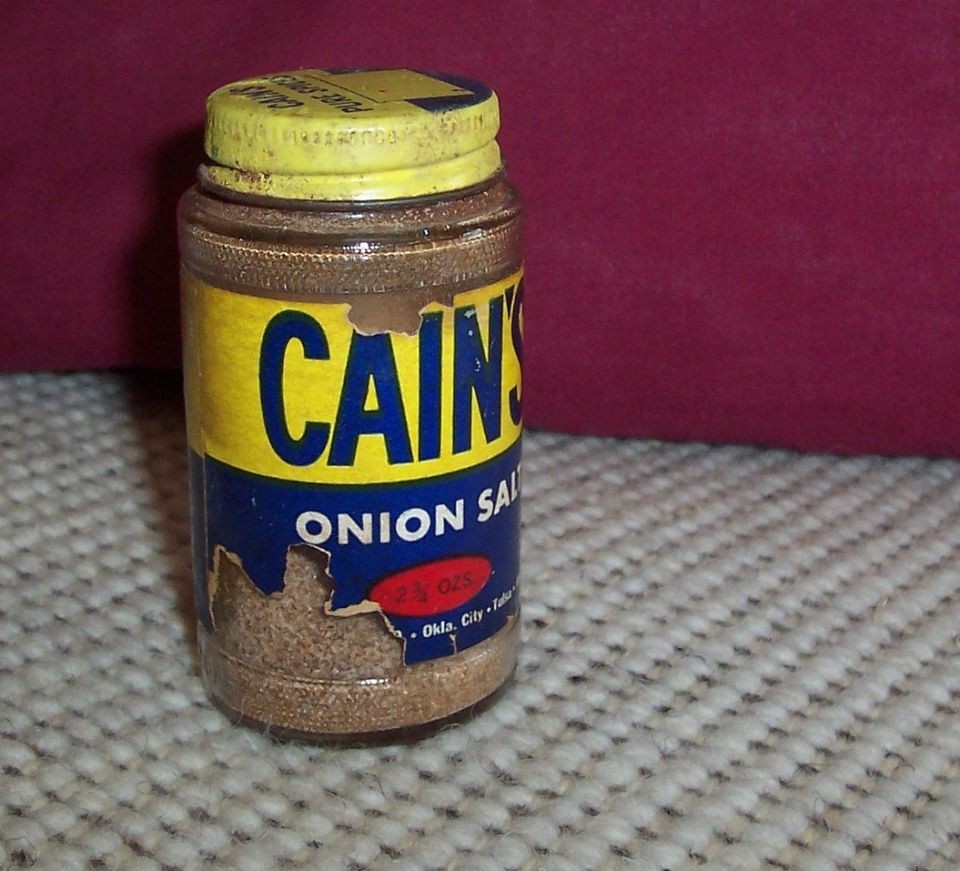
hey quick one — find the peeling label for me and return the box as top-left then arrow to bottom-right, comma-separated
184,270 -> 523,664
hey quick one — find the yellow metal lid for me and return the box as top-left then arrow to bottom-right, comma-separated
203,69 -> 502,201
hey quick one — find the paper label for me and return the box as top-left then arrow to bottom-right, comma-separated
183,270 -> 523,664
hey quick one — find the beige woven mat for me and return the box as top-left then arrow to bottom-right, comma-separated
2,371 -> 960,870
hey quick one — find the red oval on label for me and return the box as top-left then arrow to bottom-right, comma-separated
368,556 -> 492,618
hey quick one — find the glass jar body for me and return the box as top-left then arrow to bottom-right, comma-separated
178,177 -> 524,741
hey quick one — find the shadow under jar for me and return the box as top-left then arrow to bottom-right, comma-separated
178,69 -> 524,742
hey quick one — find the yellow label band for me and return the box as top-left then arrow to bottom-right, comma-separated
183,271 -> 524,484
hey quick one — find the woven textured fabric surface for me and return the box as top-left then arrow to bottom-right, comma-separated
2,372 -> 960,870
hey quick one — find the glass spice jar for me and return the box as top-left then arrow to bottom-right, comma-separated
178,69 -> 524,740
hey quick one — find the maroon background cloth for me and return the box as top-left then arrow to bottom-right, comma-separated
3,2 -> 959,455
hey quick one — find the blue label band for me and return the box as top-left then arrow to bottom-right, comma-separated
191,439 -> 521,664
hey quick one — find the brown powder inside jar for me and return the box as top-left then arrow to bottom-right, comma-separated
202,546 -> 518,737
179,69 -> 524,741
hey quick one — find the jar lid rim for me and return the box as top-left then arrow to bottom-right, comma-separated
205,69 -> 502,201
